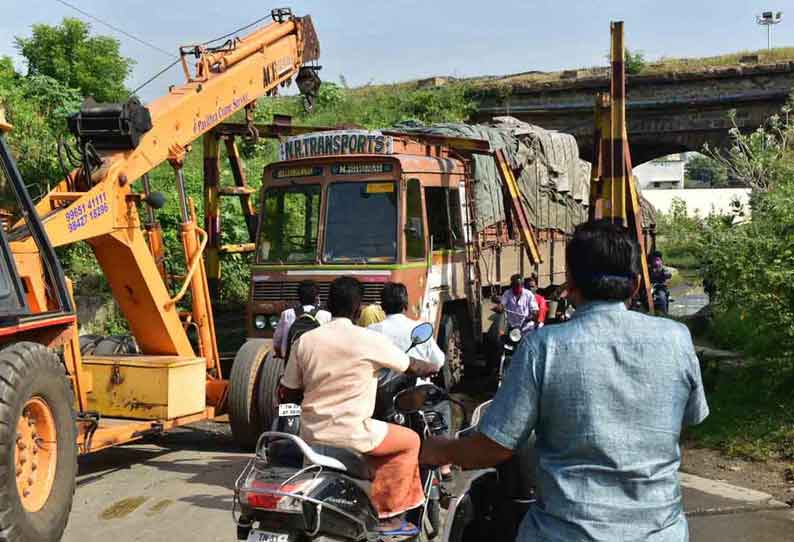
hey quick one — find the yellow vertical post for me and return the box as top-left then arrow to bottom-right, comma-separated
203,133 -> 221,297
606,20 -> 627,224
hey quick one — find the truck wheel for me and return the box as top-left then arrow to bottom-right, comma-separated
257,352 -> 285,434
229,340 -> 270,450
92,335 -> 140,355
438,314 -> 464,390
0,342 -> 77,542
78,334 -> 103,356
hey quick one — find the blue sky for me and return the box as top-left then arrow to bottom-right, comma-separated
1,0 -> 791,101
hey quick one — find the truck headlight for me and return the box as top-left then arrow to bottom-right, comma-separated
269,315 -> 279,328
254,315 -> 267,329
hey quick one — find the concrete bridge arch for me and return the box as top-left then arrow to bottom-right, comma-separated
471,63 -> 794,165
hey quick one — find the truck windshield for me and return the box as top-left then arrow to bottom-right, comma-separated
324,181 -> 397,263
257,184 -> 321,263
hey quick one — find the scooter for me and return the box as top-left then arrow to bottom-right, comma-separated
442,401 -> 535,542
234,323 -> 451,542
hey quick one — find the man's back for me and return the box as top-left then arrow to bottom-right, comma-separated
480,301 -> 709,541
282,318 -> 408,453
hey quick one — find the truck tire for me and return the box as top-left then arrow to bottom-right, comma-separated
438,314 -> 464,390
92,335 -> 140,355
229,340 -> 270,450
78,334 -> 103,356
257,352 -> 285,434
0,342 -> 77,542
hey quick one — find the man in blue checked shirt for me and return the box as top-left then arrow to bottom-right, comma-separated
421,220 -> 709,541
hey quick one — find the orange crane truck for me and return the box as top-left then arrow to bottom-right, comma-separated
0,9 -> 319,540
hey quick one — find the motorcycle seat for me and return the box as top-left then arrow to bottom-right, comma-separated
259,432 -> 375,481
312,444 -> 375,481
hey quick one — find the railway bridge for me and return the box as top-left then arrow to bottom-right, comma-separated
471,62 -> 794,165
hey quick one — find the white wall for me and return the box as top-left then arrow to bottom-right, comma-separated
644,188 -> 751,217
634,154 -> 686,189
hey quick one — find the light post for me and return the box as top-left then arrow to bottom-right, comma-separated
756,11 -> 783,50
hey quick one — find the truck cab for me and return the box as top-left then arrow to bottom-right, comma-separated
247,130 -> 475,387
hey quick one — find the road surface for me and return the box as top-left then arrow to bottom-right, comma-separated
64,421 -> 794,542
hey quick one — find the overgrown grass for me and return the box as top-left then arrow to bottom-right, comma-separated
685,359 -> 794,461
469,46 -> 794,90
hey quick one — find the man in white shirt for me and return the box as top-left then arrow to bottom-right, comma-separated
369,282 -> 451,477
272,280 -> 331,358
368,283 -> 445,376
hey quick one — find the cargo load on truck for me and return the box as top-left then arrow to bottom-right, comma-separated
392,116 -> 591,233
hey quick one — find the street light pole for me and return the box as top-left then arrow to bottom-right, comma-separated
756,11 -> 783,51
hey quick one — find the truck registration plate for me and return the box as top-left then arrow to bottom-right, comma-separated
246,529 -> 294,542
278,403 -> 302,417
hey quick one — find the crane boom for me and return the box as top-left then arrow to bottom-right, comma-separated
11,8 -> 320,364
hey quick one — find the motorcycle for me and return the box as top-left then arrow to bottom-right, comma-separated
442,401 -> 535,542
652,283 -> 671,315
498,308 -> 532,386
234,323 -> 453,542
498,326 -> 523,386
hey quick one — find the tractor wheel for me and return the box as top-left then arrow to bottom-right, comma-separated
437,314 -> 464,391
257,352 -> 285,434
229,340 -> 270,450
0,342 -> 77,542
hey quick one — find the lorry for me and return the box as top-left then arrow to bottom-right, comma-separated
0,9 -> 320,540
236,118 -> 592,430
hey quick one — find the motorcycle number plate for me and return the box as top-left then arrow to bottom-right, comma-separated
278,403 -> 302,417
246,530 -> 294,542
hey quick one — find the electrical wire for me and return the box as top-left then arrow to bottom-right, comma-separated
52,0 -> 173,57
201,13 -> 274,46
130,57 -> 181,96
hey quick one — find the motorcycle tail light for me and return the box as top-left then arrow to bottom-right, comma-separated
243,481 -> 308,512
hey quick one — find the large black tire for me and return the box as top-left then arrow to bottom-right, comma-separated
257,352 -> 285,434
0,342 -> 77,542
92,335 -> 139,355
437,314 -> 464,391
78,334 -> 103,356
229,340 -> 271,450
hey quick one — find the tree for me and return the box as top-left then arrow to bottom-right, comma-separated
625,48 -> 646,75
15,18 -> 133,102
685,153 -> 729,186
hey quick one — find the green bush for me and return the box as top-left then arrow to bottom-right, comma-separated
655,198 -> 704,269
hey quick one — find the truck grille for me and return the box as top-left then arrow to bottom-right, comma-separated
252,281 -> 384,304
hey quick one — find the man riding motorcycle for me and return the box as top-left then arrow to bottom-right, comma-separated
421,221 -> 709,542
278,276 -> 437,536
496,274 -> 539,336
650,250 -> 673,313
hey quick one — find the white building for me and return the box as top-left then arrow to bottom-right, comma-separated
644,188 -> 751,219
634,153 -> 687,189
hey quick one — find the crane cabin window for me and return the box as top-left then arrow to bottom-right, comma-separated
258,184 -> 321,263
324,181 -> 397,263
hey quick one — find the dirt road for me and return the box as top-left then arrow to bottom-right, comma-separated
63,420 -> 794,542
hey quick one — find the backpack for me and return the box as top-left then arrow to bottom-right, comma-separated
285,306 -> 321,361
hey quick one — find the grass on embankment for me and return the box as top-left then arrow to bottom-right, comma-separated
660,242 -> 794,461
683,356 -> 794,461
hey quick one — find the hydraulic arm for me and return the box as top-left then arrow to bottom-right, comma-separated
10,8 -> 320,373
